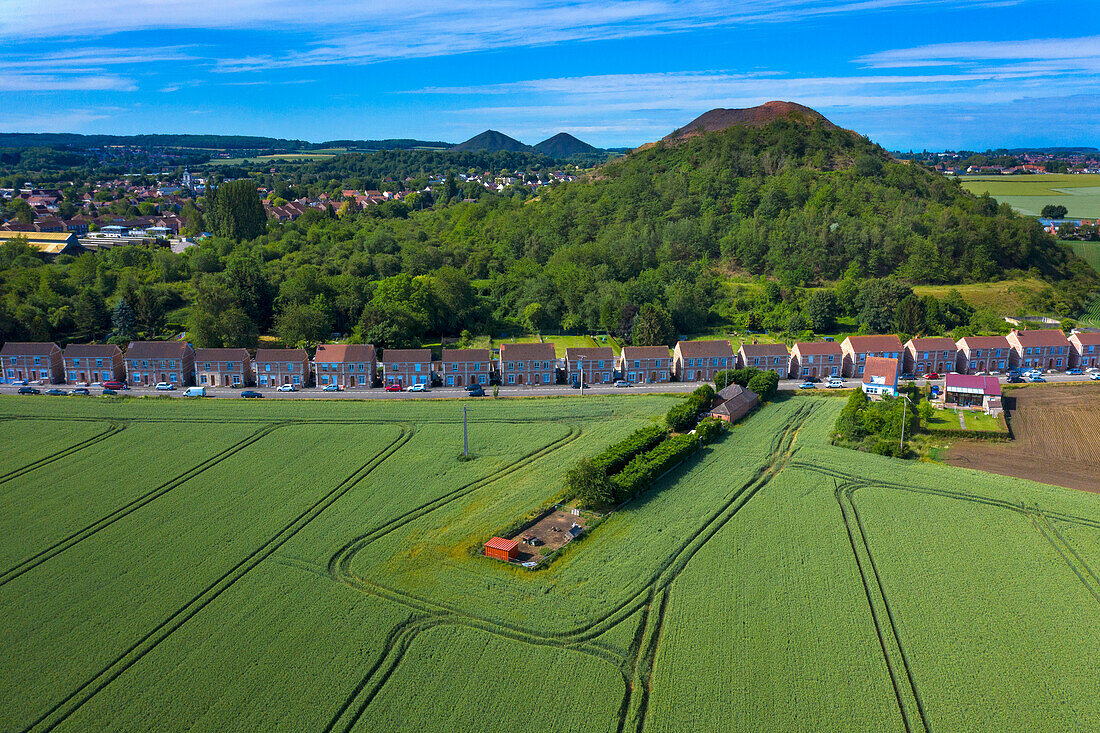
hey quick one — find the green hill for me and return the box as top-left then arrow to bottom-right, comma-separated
451,130 -> 532,153
533,132 -> 600,157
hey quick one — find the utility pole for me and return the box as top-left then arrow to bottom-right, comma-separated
462,403 -> 469,458
899,393 -> 912,454
579,359 -> 584,396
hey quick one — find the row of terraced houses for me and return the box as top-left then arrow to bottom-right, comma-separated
2,328 -> 1099,386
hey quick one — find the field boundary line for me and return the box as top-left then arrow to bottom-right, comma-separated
22,423 -> 414,733
1029,510 -> 1100,606
0,424 -> 284,588
0,423 -> 124,486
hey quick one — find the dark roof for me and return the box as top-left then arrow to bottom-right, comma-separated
254,348 -> 309,361
620,346 -> 670,360
125,341 -> 192,359
63,344 -> 121,358
440,348 -> 491,363
564,347 -> 615,363
906,337 -> 957,351
382,348 -> 432,362
861,357 -> 899,388
194,348 -> 251,361
956,335 -> 1010,350
314,343 -> 376,362
843,334 -> 902,352
499,343 -> 556,361
1,341 -> 60,356
710,384 -> 759,421
675,339 -> 734,357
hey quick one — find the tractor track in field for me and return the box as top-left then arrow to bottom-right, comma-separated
0,423 -> 124,486
21,424 -> 414,733
324,403 -> 815,732
795,460 -> 1100,733
0,423 -> 284,588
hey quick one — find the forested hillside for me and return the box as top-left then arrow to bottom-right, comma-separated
0,110 -> 1095,349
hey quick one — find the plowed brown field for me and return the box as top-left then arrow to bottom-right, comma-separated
944,385 -> 1100,492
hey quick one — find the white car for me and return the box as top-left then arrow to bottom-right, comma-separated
154,382 -> 175,390
406,383 -> 429,392
1091,373 -> 1100,381
1086,367 -> 1100,374
276,384 -> 297,392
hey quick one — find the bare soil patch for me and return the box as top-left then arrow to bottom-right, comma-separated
944,385 -> 1100,493
510,509 -> 588,562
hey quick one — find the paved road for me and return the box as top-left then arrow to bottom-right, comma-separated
1,372 -> 1096,399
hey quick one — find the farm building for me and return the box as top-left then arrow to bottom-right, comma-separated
944,374 -> 1003,416
484,537 -> 519,561
708,383 -> 759,423
861,357 -> 899,398
0,231 -> 87,258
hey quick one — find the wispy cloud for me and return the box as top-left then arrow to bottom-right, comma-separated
858,35 -> 1100,70
0,73 -> 136,92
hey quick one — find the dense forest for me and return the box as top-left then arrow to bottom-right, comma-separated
1,114 -> 1095,350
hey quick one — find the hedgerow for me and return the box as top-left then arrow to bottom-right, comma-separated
612,433 -> 701,501
591,424 -> 668,474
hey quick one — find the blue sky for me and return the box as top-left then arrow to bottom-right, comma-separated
2,0 -> 1098,149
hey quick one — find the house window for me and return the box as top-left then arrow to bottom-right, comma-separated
634,360 -> 640,368
293,375 -> 301,384
265,364 -> 271,372
34,357 -> 40,365
201,374 -> 207,384
508,374 -> 515,384
415,363 -> 421,372
660,371 -> 668,380
233,375 -> 241,385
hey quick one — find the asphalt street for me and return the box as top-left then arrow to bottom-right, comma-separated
1,372 -> 1096,399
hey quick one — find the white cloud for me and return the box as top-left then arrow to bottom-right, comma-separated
859,35 -> 1100,69
0,108 -> 120,132
0,73 -> 136,92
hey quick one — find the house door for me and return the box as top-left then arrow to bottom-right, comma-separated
517,374 -> 524,385
811,367 -> 818,377
160,373 -> 167,382
1048,358 -> 1054,369
977,361 -> 984,371
456,375 -> 463,386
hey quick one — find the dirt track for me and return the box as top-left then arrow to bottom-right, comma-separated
944,385 -> 1100,493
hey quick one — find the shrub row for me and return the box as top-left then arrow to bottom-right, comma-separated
612,433 -> 701,501
666,385 -> 715,431
590,424 -> 668,475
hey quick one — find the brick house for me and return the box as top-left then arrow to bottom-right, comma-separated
903,337 -> 958,376
499,343 -> 557,386
1006,329 -> 1072,371
789,341 -> 842,379
254,348 -> 310,387
840,335 -> 903,378
1069,332 -> 1100,369
194,348 -> 253,387
383,348 -> 432,387
861,356 -> 900,398
125,341 -> 195,386
954,335 -> 1011,373
314,343 -> 376,388
1,342 -> 63,383
738,342 -> 789,377
672,340 -> 735,382
564,347 -> 616,385
618,346 -> 671,383
63,344 -> 124,384
438,348 -> 493,387
708,383 -> 759,423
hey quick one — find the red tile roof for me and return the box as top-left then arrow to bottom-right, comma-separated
792,341 -> 842,356
63,344 -> 121,358
564,347 -> 615,363
739,342 -> 789,357
843,335 -> 902,352
620,346 -> 670,360
675,339 -> 734,357
381,348 -> 431,362
945,374 -> 1001,395
125,341 -> 191,359
499,343 -> 556,361
315,343 -> 376,362
906,337 -> 957,351
1,341 -> 60,356
861,357 -> 899,388
1008,329 -> 1070,347
484,537 -> 519,552
440,348 -> 491,363
956,335 -> 1010,350
1071,332 -> 1100,345
254,348 -> 309,361
194,348 -> 251,361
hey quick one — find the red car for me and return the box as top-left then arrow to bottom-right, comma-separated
103,380 -> 127,390
384,384 -> 402,392
921,372 -> 940,380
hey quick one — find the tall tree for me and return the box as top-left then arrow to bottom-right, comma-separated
73,288 -> 110,342
111,299 -> 137,341
631,303 -> 675,347
206,179 -> 266,241
224,252 -> 275,330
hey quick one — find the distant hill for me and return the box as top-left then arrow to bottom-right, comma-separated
452,130 -> 532,153
657,101 -> 846,146
0,132 -> 451,152
534,133 -> 599,157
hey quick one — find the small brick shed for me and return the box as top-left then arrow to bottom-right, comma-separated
484,536 -> 519,561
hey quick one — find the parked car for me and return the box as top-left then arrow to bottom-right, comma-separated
154,382 -> 175,391
1066,368 -> 1083,375
70,387 -> 91,396
463,383 -> 482,392
613,379 -> 633,388
921,372 -> 940,380
1086,367 -> 1100,374
1092,373 -> 1100,381
240,390 -> 264,398
799,381 -> 816,389
406,383 -> 429,392
1027,375 -> 1046,383
804,376 -> 821,383
467,385 -> 486,397
184,386 -> 206,397
17,386 -> 40,395
825,379 -> 844,388
45,388 -> 67,395
322,384 -> 340,392
899,373 -> 915,381
101,388 -> 117,395
1006,375 -> 1024,384
103,380 -> 127,390
384,384 -> 402,392
275,384 -> 297,392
